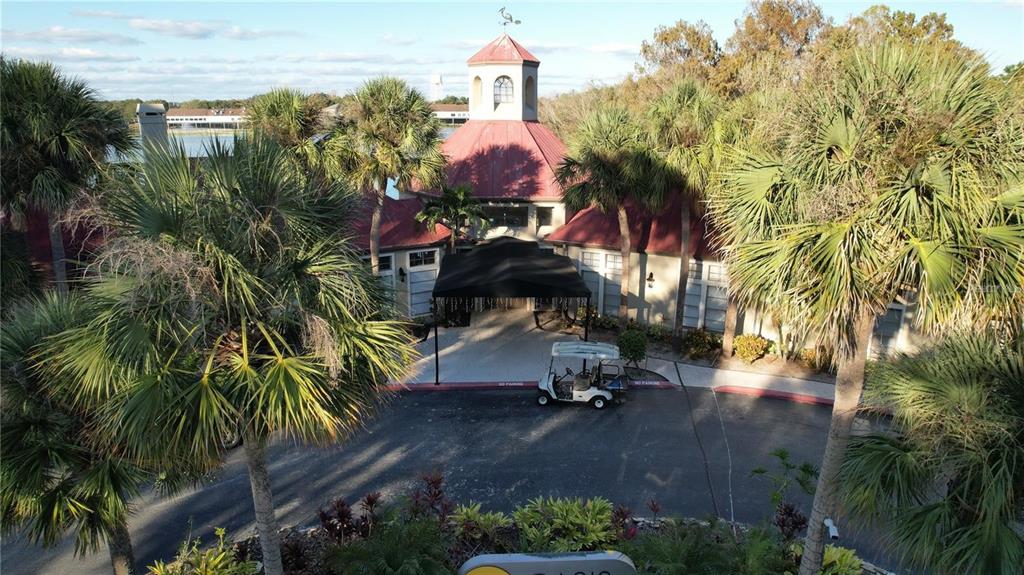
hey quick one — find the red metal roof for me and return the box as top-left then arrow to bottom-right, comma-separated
352,196 -> 451,252
467,33 -> 540,65
546,196 -> 716,258
438,120 -> 566,200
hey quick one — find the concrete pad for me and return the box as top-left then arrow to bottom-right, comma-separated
403,309 -> 836,404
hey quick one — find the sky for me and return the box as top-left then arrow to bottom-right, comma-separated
1,1 -> 1022,101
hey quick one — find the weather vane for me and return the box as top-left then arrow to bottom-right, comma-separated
499,7 -> 521,28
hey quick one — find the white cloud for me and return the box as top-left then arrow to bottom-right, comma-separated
381,32 -> 417,47
444,39 -> 489,50
588,42 -> 637,58
73,10 -> 300,41
222,26 -> 301,40
127,18 -> 220,39
73,9 -> 131,19
1,26 -> 142,45
522,40 -> 577,52
4,46 -> 140,62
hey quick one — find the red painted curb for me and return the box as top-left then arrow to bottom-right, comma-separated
387,380 -> 678,392
712,385 -> 834,407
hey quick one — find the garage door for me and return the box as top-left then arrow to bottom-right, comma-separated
408,249 -> 439,317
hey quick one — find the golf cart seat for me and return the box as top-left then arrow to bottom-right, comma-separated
572,373 -> 591,391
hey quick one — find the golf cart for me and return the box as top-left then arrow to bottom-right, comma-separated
537,341 -> 629,410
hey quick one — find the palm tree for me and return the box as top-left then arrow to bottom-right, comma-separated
248,88 -> 331,167
645,80 -> 725,351
709,41 -> 1024,574
41,135 -> 416,575
324,77 -> 445,274
839,335 -> 1023,574
0,58 -> 134,294
556,107 -> 672,324
1,295 -> 150,575
415,183 -> 487,252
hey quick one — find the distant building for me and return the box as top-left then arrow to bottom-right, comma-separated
166,108 -> 247,129
431,103 -> 469,125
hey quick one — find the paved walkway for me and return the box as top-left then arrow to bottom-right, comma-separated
404,309 -> 836,406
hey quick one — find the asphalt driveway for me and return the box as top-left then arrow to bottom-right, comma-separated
2,388 -> 897,574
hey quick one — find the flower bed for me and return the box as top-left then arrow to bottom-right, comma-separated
154,471 -> 867,575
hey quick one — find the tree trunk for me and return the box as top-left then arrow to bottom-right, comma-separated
107,519 -> 136,575
48,216 -> 68,295
721,296 -> 738,358
616,205 -> 631,327
243,439 -> 284,575
798,310 -> 876,575
671,200 -> 693,352
368,186 -> 385,275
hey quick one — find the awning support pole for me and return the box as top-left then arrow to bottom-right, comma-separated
433,297 -> 440,386
583,295 -> 591,373
584,295 -> 591,342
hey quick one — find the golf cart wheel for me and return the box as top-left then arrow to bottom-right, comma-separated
537,394 -> 550,406
591,397 -> 607,410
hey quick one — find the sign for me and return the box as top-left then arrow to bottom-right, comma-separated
459,551 -> 636,575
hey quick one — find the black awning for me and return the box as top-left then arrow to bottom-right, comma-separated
432,237 -> 591,299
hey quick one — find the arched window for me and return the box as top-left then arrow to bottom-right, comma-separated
524,76 -> 537,110
472,76 -> 482,109
493,76 -> 513,105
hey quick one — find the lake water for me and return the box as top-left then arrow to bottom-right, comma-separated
165,126 -> 457,158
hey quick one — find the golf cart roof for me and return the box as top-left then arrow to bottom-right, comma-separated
551,341 -> 620,361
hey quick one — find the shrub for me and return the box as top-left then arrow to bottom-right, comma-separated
680,329 -> 722,360
512,497 -> 615,552
771,502 -> 807,541
451,503 -> 512,543
791,543 -> 863,575
149,528 -> 258,575
408,470 -> 455,526
619,520 -> 737,574
618,328 -> 648,365
325,520 -> 451,575
646,322 -> 672,343
734,334 -> 772,363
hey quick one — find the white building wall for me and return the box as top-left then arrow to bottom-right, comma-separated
468,62 -> 539,122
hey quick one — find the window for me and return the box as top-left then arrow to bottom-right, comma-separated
409,250 -> 436,268
524,75 -> 537,110
377,255 -> 393,272
472,76 -> 482,109
482,205 -> 528,227
493,76 -> 513,105
536,207 -> 553,227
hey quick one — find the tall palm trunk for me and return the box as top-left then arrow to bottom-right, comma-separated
616,205 -> 631,325
107,519 -> 136,575
243,439 -> 283,575
672,199 -> 692,351
721,296 -> 738,358
48,216 -> 68,295
798,310 -> 875,575
368,183 -> 386,274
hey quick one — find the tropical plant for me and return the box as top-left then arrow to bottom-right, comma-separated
450,503 -> 512,543
556,107 -> 672,324
709,40 -> 1024,574
415,184 -> 487,252
733,334 -> 772,363
324,520 -> 451,575
646,80 -> 727,351
680,328 -> 722,360
248,88 -> 330,167
620,520 -> 737,574
512,496 -> 615,552
0,57 -> 134,293
40,134 -> 415,575
838,336 -> 1024,574
324,77 -> 446,274
148,528 -> 257,575
0,295 -> 151,575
